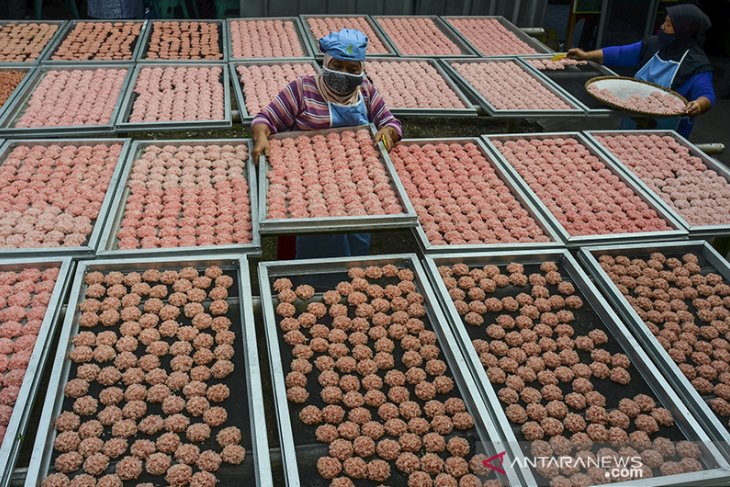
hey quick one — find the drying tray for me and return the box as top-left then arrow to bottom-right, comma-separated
578,241 -> 730,461
226,17 -> 314,61
517,54 -> 618,116
258,124 -> 418,235
115,61 -> 232,133
0,257 -> 74,487
585,76 -> 688,117
364,57 -> 478,117
229,58 -> 321,124
0,20 -> 68,64
441,57 -> 585,118
585,129 -> 730,238
41,19 -> 149,64
372,15 -> 476,58
0,137 -> 131,258
300,15 -> 397,57
137,19 -> 229,63
96,138 -> 261,258
0,63 -> 134,137
423,249 -> 730,487
0,64 -> 38,124
258,253 -> 526,487
481,131 -> 689,247
441,15 -> 553,58
383,136 -> 563,254
24,254 -> 273,487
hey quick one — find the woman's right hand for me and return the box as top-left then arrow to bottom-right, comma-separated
567,48 -> 588,60
251,123 -> 271,162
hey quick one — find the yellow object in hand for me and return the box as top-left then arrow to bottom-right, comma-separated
551,53 -> 567,62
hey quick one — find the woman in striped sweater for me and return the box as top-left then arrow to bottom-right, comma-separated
252,29 -> 401,158
252,28 -> 402,259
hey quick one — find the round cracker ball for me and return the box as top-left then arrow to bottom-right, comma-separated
83,452 -> 109,476
197,450 -> 222,472
367,459 -> 391,482
186,423 -> 211,443
78,437 -> 104,458
216,426 -> 241,447
103,438 -> 128,459
221,444 -> 246,465
145,452 -> 171,476
55,451 -> 84,474
408,471 -> 432,486
54,431 -> 81,453
318,456 -> 343,480
190,471 -> 217,487
192,404 -> 224,427
161,413 -> 188,433
64,379 -> 90,399
130,439 -> 156,460
207,383 -> 230,403
41,473 -> 71,487
116,456 -> 143,481
166,464 -> 193,487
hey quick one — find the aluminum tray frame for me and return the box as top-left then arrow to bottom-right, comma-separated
424,249 -> 730,487
384,136 -> 564,254
0,64 -> 37,124
96,138 -> 261,258
299,14 -> 397,57
41,19 -> 148,64
137,18 -> 229,63
0,20 -> 68,64
258,124 -> 418,235
114,61 -> 232,133
584,129 -> 730,238
0,257 -> 73,487
0,63 -> 133,137
516,54 -> 618,117
441,15 -> 553,58
481,131 -> 689,247
441,57 -> 586,118
372,15 -> 477,58
364,56 -> 478,117
229,58 -> 321,124
258,253 -> 527,487
226,17 -> 314,61
578,240 -> 730,460
0,137 -> 131,258
25,254 -> 273,487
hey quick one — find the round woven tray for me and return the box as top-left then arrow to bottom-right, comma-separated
585,75 -> 688,117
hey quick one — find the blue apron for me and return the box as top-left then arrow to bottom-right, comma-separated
295,93 -> 372,260
620,50 -> 689,132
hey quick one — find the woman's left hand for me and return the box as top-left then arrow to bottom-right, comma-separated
684,97 -> 711,117
373,127 -> 399,151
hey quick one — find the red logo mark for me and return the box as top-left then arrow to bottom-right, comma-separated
482,451 -> 507,475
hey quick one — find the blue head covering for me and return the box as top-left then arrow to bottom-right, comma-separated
319,29 -> 368,61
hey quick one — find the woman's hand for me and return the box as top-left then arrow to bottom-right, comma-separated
567,48 -> 588,60
684,96 -> 711,117
567,48 -> 604,63
373,126 -> 400,151
251,123 -> 271,162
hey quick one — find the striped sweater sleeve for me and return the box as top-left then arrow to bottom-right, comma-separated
362,80 -> 402,137
251,77 -> 305,134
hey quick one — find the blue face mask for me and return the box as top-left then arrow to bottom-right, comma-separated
322,67 -> 364,95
